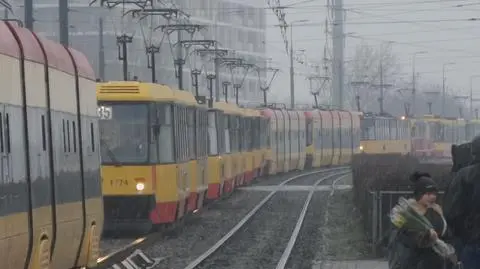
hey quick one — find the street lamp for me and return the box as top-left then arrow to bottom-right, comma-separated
288,19 -> 309,109
470,75 -> 480,118
412,51 -> 427,117
442,62 -> 455,117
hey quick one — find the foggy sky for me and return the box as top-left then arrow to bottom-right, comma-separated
266,0 -> 480,109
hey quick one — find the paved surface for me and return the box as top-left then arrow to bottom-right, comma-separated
312,260 -> 388,269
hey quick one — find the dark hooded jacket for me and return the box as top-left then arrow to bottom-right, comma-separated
443,159 -> 480,246
444,135 -> 480,247
388,172 -> 452,269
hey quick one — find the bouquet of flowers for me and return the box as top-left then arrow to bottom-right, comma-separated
390,197 -> 458,264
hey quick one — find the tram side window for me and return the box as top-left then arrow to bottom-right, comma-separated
239,116 -> 242,151
173,106 -> 180,161
215,112 -> 221,154
203,111 -> 208,157
224,116 -> 230,154
158,104 -> 174,163
251,118 -> 255,150
228,115 -> 234,153
260,119 -> 264,149
261,119 -> 265,148
256,118 -> 259,149
183,107 -> 188,161
402,121 -> 408,139
188,108 -> 195,159
175,106 -> 181,161
228,116 -> 233,153
374,119 -> 381,140
443,124 -> 452,143
273,121 -> 279,152
250,118 -> 255,150
179,107 -> 184,161
431,123 -> 443,142
377,119 -> 383,140
306,119 -> 313,146
173,106 -> 178,161
208,111 -> 218,155
194,110 -> 199,157
248,118 -> 252,151
229,115 -> 236,153
236,116 -> 241,152
198,110 -> 205,157
316,125 -> 322,149
237,117 -> 241,153
254,118 -> 259,149
361,118 -> 375,140
198,111 -> 202,157
257,118 -> 261,149
390,120 -> 397,140
183,108 -> 188,160
457,124 -> 466,143
243,117 -> 247,152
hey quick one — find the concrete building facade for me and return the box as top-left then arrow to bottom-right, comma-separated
5,0 -> 267,103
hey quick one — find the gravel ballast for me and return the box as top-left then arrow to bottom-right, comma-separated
194,191 -> 309,269
100,238 -> 137,257
286,174 -> 370,268
99,170 -> 353,268
142,189 -> 270,269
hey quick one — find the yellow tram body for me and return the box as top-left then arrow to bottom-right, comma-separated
422,115 -> 457,158
359,114 -> 411,155
97,82 -> 201,230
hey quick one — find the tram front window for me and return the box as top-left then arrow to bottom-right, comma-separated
361,118 -> 375,140
98,103 -> 149,164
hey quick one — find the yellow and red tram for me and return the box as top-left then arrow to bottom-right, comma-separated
97,82 -> 208,231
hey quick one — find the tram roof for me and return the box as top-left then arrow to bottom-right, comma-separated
96,81 -> 197,106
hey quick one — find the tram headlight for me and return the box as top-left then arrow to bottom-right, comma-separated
136,182 -> 145,191
359,145 -> 364,151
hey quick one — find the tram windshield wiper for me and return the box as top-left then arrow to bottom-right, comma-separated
100,138 -> 120,165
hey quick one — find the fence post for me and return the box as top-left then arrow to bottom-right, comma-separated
371,191 -> 377,256
378,191 -> 384,253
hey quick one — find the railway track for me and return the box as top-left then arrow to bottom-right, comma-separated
182,168 -> 350,269
96,167 -> 350,269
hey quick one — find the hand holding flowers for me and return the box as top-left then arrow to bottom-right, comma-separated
390,197 -> 458,264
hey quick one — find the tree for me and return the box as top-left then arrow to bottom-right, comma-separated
345,41 -> 402,112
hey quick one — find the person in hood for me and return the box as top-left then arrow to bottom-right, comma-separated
388,172 -> 454,269
443,135 -> 480,269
